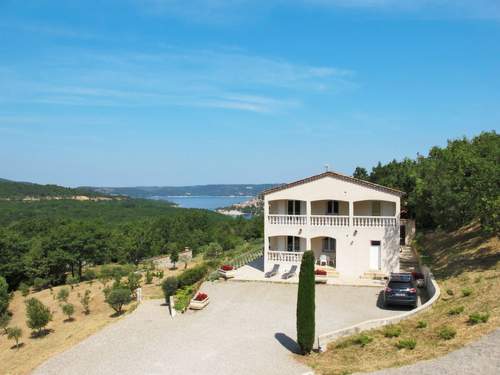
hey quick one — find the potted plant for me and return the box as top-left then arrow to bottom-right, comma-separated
218,264 -> 235,279
315,269 -> 328,284
189,292 -> 210,310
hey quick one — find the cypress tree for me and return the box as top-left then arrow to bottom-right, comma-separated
296,250 -> 315,354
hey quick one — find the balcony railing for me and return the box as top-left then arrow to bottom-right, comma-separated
310,215 -> 349,226
267,214 -> 398,227
267,250 -> 304,263
267,214 -> 307,225
352,216 -> 398,227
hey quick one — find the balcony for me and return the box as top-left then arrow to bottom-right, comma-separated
267,250 -> 304,264
266,214 -> 398,227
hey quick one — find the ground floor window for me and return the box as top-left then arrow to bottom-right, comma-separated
287,236 -> 301,251
322,237 -> 336,252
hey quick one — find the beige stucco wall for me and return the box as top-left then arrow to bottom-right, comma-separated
264,175 -> 401,278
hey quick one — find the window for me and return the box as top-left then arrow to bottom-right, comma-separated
287,200 -> 302,215
287,236 -> 301,251
326,200 -> 339,215
372,201 -> 381,216
322,237 -> 336,253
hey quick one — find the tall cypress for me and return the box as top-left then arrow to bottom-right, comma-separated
296,250 -> 315,354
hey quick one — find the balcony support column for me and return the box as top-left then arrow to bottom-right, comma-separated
306,200 -> 311,221
306,237 -> 311,251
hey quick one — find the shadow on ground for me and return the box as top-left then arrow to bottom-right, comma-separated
274,333 -> 302,354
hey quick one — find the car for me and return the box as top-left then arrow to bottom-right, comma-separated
383,273 -> 418,308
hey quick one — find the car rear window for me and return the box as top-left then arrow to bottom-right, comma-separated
388,281 -> 412,289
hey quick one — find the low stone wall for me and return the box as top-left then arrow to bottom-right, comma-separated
317,266 -> 440,351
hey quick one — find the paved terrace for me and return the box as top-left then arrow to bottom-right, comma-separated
34,281 -> 404,375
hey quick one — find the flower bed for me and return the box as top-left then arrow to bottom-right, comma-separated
218,264 -> 236,279
189,292 -> 210,310
315,269 -> 327,276
315,269 -> 328,283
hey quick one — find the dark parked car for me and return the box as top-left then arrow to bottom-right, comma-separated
383,273 -> 418,308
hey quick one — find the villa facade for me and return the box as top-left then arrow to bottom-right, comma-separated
262,171 -> 404,279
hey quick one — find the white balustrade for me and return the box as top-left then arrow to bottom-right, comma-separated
267,250 -> 304,263
352,216 -> 398,227
267,215 -> 307,225
310,215 -> 349,226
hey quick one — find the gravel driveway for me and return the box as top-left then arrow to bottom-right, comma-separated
34,281 -> 401,375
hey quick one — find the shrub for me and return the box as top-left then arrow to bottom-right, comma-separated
157,270 -> 164,279
162,277 -> 178,304
25,298 -> 53,335
0,276 -> 9,315
446,288 -> 454,296
468,312 -> 490,325
396,338 -> 416,350
80,290 -> 91,314
126,272 -> 142,293
105,287 -> 131,314
57,288 -> 70,303
0,311 -> 12,334
7,326 -> 22,350
416,320 -> 427,329
66,275 -> 80,288
177,265 -> 208,287
448,306 -> 464,315
145,271 -> 153,284
62,303 -> 75,321
296,250 -> 315,355
174,286 -> 194,312
82,269 -> 97,281
383,325 -> 402,338
461,287 -> 473,297
474,276 -> 482,283
32,278 -> 49,292
353,333 -> 373,347
438,326 -> 456,340
19,283 -> 30,297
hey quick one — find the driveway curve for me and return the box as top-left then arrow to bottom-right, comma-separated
34,281 -> 402,375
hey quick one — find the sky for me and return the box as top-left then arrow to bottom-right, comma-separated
0,0 -> 499,187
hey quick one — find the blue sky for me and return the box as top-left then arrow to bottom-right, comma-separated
1,0 -> 499,186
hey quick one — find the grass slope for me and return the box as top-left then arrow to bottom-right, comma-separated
303,222 -> 500,374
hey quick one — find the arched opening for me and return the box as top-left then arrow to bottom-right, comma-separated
311,236 -> 337,268
268,235 -> 306,252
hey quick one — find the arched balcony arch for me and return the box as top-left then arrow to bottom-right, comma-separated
311,236 -> 337,268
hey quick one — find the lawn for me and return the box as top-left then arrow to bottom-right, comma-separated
302,222 -> 500,375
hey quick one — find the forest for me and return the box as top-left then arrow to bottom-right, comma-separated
353,131 -> 499,233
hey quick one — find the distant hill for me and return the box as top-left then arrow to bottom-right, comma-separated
85,184 -> 279,199
0,178 -> 118,201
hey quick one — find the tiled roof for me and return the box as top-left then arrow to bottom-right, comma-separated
261,171 -> 405,197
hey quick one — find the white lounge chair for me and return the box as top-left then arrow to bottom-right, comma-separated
265,264 -> 279,278
281,265 -> 297,279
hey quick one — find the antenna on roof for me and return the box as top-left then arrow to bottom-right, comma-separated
324,164 -> 330,172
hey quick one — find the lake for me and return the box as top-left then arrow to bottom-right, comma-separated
153,196 -> 253,210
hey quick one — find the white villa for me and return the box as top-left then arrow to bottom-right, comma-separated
262,171 -> 405,279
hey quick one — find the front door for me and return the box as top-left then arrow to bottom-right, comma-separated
369,241 -> 381,270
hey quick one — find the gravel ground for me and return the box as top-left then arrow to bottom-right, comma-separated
33,281 -> 401,375
366,329 -> 500,375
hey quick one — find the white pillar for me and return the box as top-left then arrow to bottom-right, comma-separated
306,237 -> 311,251
306,200 -> 311,221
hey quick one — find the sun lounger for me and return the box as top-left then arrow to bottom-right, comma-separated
265,264 -> 279,278
281,265 -> 297,279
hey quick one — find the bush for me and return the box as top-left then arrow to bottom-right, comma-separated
177,265 -> 208,288
105,287 -> 131,314
66,275 -> 80,288
353,333 -> 373,347
80,290 -> 91,314
82,269 -> 97,281
7,326 -> 22,350
162,277 -> 178,303
438,326 -> 456,340
448,306 -> 464,315
468,312 -> 490,325
416,320 -> 427,329
296,251 -> 315,355
62,303 -> 75,321
383,325 -> 402,338
0,276 -> 9,315
19,283 -> 30,297
446,288 -> 454,296
57,288 -> 70,303
396,338 -> 416,350
461,287 -> 473,297
0,311 -> 12,334
145,271 -> 153,284
126,272 -> 142,293
25,298 -> 53,335
174,286 -> 194,312
32,278 -> 49,292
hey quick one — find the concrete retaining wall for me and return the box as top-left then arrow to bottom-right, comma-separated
317,266 -> 440,351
